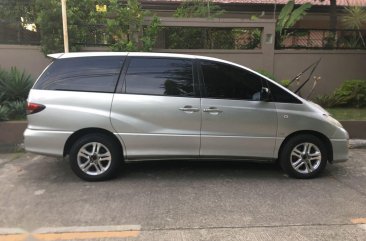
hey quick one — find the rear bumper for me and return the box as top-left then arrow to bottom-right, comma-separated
330,139 -> 349,163
24,128 -> 72,156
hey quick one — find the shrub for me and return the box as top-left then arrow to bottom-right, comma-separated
313,93 -> 347,108
279,79 -> 291,88
0,105 -> 9,121
333,80 -> 366,108
0,67 -> 33,102
0,67 -> 33,121
5,101 -> 27,120
313,80 -> 366,108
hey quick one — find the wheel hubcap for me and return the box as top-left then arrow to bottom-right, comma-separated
290,142 -> 322,174
77,142 -> 111,176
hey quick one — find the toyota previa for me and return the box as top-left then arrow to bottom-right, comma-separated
24,52 -> 349,181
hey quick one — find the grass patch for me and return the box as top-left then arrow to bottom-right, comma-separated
326,108 -> 366,121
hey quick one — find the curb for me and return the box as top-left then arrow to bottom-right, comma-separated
349,139 -> 366,149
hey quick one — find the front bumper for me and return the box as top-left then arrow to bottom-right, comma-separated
330,138 -> 349,163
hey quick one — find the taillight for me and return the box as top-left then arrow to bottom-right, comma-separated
26,102 -> 46,115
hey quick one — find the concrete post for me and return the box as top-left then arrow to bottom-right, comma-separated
61,0 -> 69,53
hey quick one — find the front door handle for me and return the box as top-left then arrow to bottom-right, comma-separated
179,105 -> 200,113
203,107 -> 223,114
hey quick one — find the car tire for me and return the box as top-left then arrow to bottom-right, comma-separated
69,134 -> 122,181
280,134 -> 328,179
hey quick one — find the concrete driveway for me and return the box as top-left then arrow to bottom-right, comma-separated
0,149 -> 365,241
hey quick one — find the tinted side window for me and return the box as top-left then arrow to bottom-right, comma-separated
267,81 -> 302,104
125,57 -> 194,97
201,61 -> 262,100
34,56 -> 125,93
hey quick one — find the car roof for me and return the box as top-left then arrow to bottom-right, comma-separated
48,52 -> 231,64
47,52 -> 248,70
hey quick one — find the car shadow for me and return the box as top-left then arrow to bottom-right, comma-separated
20,155 -> 336,183
116,159 -> 285,181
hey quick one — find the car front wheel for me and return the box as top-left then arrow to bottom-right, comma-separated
280,134 -> 328,179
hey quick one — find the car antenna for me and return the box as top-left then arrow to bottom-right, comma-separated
293,57 -> 322,94
287,59 -> 319,87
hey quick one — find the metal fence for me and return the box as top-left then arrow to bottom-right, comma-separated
276,28 -> 366,50
0,20 -> 40,45
156,27 -> 263,50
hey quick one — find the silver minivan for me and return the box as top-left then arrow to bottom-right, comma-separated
24,52 -> 349,181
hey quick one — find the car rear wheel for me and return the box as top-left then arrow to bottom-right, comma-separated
280,134 -> 328,179
69,134 -> 122,181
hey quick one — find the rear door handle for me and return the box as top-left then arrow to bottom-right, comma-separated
179,105 -> 200,113
203,107 -> 223,114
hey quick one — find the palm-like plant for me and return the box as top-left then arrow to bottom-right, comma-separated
0,105 -> 9,121
0,67 -> 33,102
342,6 -> 366,48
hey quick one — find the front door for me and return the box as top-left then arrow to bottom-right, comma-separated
199,60 -> 278,159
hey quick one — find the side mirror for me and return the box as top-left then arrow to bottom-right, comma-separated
260,87 -> 270,101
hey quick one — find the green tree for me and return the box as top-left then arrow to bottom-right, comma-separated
174,0 -> 224,18
35,0 -> 108,55
107,0 -> 160,51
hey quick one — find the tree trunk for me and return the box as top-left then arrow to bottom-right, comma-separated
330,0 -> 337,30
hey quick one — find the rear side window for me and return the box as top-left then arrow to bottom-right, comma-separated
125,57 -> 194,97
200,60 -> 263,100
34,56 -> 125,93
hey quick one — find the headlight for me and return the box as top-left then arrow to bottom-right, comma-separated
324,114 -> 343,128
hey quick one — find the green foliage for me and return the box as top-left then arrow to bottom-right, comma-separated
326,108 -> 366,121
276,0 -> 311,46
165,27 -> 261,50
174,0 -> 224,18
0,0 -> 36,24
169,0 -> 228,50
313,80 -> 366,108
35,0 -> 109,54
141,17 -> 161,51
239,28 -> 262,49
276,1 -> 311,33
341,6 -> 366,48
5,101 -> 27,120
333,80 -> 366,108
280,79 -> 291,88
256,70 -> 291,88
107,0 -> 160,52
342,6 -> 366,30
0,105 -> 9,121
313,93 -> 347,108
0,67 -> 33,121
0,67 -> 33,102
257,69 -> 278,81
165,27 -> 203,49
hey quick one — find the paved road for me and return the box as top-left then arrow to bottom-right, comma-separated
0,150 -> 365,241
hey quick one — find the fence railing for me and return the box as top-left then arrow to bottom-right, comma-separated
156,27 -> 262,50
0,20 -> 40,45
276,28 -> 366,50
